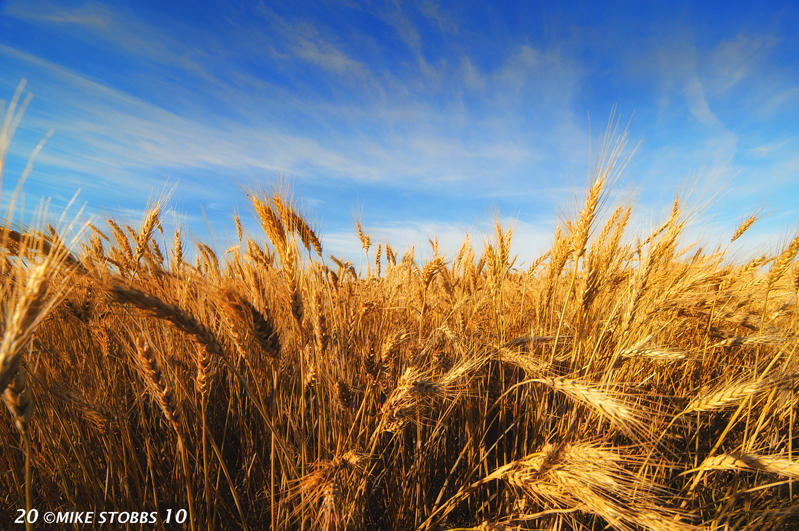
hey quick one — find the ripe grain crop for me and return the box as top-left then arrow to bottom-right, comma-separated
2,103 -> 799,529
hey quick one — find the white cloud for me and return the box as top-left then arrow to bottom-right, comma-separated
763,86 -> 799,116
419,1 -> 459,34
684,77 -> 720,127
749,136 -> 796,157
0,21 -> 591,198
292,36 -> 367,77
4,0 -> 214,80
0,45 -> 385,180
706,34 -> 774,93
4,0 -> 796,260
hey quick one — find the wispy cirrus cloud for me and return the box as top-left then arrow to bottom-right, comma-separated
684,77 -> 721,127
1,0 -> 798,258
749,136 -> 796,157
0,8 -> 587,191
3,0 -> 214,79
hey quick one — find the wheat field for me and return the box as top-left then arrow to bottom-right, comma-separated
1,116 -> 798,529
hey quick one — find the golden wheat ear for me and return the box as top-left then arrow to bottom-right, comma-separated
133,337 -> 180,428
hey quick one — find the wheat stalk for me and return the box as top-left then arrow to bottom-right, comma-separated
134,337 -> 179,427
684,376 -> 781,414
531,376 -> 649,439
690,453 -> 799,479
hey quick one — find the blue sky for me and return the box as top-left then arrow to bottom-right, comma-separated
1,0 -> 798,263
